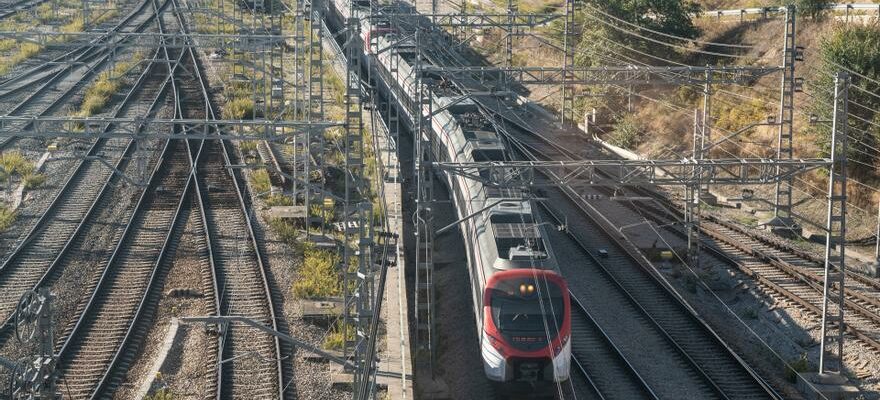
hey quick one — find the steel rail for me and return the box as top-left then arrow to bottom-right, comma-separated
568,351 -> 606,400
705,214 -> 880,300
160,3 -> 224,398
499,100 -> 880,389
0,0 -> 167,92
0,0 -> 51,20
567,290 -> 660,400
531,182 -> 774,399
0,4 -> 167,150
504,122 -> 789,398
173,0 -> 284,397
0,0 -> 172,153
0,45 -> 170,350
411,24 -> 780,400
83,2 -> 210,395
0,0 -> 174,328
627,196 -> 880,354
53,15 -> 194,398
0,41 -> 175,335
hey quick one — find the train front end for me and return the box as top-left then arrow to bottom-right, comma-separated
481,269 -> 571,383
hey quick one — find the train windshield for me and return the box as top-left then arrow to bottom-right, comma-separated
488,278 -> 565,344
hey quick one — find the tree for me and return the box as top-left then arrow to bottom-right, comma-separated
808,23 -> 880,173
793,0 -> 832,20
592,0 -> 701,39
573,1 -> 702,115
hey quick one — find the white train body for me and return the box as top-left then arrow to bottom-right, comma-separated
328,1 -> 572,383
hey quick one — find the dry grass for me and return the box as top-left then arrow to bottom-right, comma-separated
0,42 -> 44,75
77,55 -> 141,117
292,245 -> 341,299
0,205 -> 14,232
694,0 -> 773,9
250,169 -> 271,194
322,320 -> 354,350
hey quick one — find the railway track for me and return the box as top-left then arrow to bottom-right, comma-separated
514,115 -> 880,368
536,182 -> 779,399
568,291 -> 659,400
0,0 -> 51,20
498,95 -> 880,388
0,44 -> 177,347
403,28 -> 781,399
52,4 -> 199,397
628,191 -> 880,361
172,0 -> 284,396
0,0 -> 170,152
0,7 -> 168,151
0,0 -> 161,97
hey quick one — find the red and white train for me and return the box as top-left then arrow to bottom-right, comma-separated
328,0 -> 572,384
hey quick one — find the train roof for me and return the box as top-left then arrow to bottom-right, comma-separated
464,130 -> 504,151
487,209 -> 550,263
435,96 -> 477,113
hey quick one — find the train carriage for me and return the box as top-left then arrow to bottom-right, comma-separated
330,2 -> 572,383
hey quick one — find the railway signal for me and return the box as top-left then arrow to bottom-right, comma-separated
1,289 -> 57,400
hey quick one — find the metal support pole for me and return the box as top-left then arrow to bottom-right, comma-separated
342,8 -> 373,398
700,68 -> 712,194
413,30 -> 436,377
505,0 -> 515,71
560,0 -> 575,126
308,0 -> 326,234
293,0 -> 306,118
875,201 -> 880,264
456,0 -> 467,43
687,109 -> 702,268
819,72 -> 849,375
772,5 -> 799,234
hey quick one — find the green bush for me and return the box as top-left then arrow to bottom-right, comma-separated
323,320 -> 354,350
292,245 -> 341,299
23,173 -> 46,189
239,140 -> 258,153
808,23 -> 880,172
0,205 -> 14,232
609,113 -> 644,149
250,169 -> 271,194
145,388 -> 173,400
326,72 -> 345,105
60,17 -> 84,33
269,218 -> 298,244
0,152 -> 33,176
77,58 -> 140,117
715,98 -> 768,132
265,194 -> 293,207
791,0 -> 831,19
784,354 -> 810,382
223,97 -> 256,119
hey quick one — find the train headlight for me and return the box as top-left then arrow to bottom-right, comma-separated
519,283 -> 536,296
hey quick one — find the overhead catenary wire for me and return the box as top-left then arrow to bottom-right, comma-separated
515,2 -> 880,220
545,34 -> 880,211
568,32 -> 880,190
581,8 -> 751,59
419,28 -> 578,396
583,3 -> 756,50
